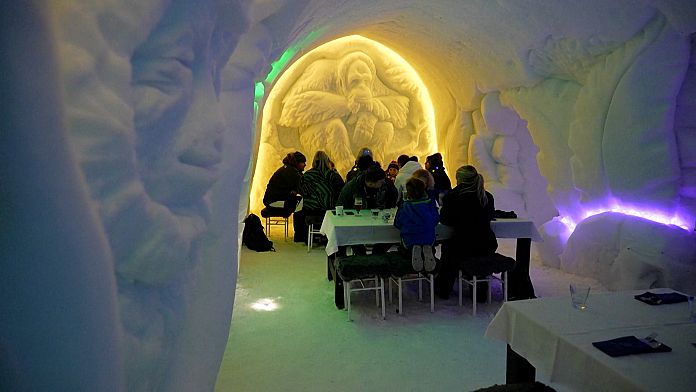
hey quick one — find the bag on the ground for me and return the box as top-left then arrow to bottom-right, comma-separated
243,214 -> 275,252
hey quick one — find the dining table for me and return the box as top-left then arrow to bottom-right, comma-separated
319,209 -> 543,309
485,288 -> 696,391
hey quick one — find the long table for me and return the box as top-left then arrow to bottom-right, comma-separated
319,209 -> 542,309
485,289 -> 696,391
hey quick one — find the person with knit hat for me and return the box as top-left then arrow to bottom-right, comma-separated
385,160 -> 399,183
263,151 -> 307,241
434,165 -> 497,300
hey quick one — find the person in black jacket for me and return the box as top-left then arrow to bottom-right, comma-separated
263,151 -> 307,241
434,165 -> 497,299
425,153 -> 452,204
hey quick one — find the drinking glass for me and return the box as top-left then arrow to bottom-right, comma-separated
569,284 -> 590,310
354,196 -> 363,214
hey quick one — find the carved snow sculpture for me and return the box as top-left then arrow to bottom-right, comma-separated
55,1 -> 248,390
251,36 -> 435,213
501,14 -> 694,273
561,212 -> 696,294
278,50 -> 410,174
468,93 -> 556,225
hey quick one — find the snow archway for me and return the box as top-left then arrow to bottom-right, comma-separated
249,35 -> 436,214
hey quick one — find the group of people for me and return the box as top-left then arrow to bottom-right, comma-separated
261,147 -> 498,299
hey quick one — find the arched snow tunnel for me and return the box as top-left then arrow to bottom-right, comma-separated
3,1 -> 696,390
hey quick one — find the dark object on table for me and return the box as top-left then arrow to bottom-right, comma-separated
494,210 -> 517,219
474,381 -> 556,392
592,335 -> 672,357
634,291 -> 688,305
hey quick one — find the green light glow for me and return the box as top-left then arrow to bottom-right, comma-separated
254,82 -> 265,100
264,30 -> 322,85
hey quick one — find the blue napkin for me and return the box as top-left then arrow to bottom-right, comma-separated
592,336 -> 672,357
634,291 -> 688,305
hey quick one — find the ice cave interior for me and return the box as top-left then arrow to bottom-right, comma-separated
2,0 -> 696,390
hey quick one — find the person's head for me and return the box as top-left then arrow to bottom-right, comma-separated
283,151 -> 307,172
455,165 -> 488,206
311,150 -> 332,172
426,153 -> 444,170
387,161 -> 399,177
356,147 -> 373,160
411,169 -> 435,190
397,154 -> 410,168
363,164 -> 386,189
405,178 -> 427,200
409,156 -> 418,163
356,154 -> 374,171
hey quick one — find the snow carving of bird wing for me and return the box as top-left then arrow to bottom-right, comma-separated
278,91 -> 352,128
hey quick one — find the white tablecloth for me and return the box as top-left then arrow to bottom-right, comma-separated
485,289 -> 696,392
319,209 -> 542,256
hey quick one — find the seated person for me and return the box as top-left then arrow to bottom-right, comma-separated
299,151 -> 345,236
336,164 -> 398,255
435,165 -> 497,300
385,160 -> 399,183
337,164 -> 398,210
426,153 -> 452,205
345,147 -> 373,183
394,155 -> 422,205
394,178 -> 440,272
263,151 -> 307,242
410,168 -> 440,207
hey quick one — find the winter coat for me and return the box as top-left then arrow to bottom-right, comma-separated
439,187 -> 497,257
394,197 -> 440,248
299,167 -> 344,214
337,174 -> 398,210
263,165 -> 302,206
394,161 -> 423,201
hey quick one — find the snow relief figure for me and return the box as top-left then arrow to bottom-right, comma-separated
278,51 -> 409,174
53,1 -> 247,390
251,37 -> 435,213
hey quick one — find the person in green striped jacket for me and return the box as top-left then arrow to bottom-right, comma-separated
299,151 -> 345,243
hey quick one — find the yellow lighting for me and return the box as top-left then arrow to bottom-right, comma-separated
249,35 -> 437,215
250,297 -> 280,312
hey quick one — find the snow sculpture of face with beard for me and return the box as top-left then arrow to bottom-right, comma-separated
56,0 -> 246,389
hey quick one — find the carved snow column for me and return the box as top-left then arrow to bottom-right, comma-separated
469,93 -> 557,224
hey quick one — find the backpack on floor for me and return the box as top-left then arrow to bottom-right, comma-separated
243,213 -> 275,252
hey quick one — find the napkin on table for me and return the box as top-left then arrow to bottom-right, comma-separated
592,335 -> 672,357
634,291 -> 688,305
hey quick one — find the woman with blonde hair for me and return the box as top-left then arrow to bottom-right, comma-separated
434,165 -> 497,299
299,151 -> 345,243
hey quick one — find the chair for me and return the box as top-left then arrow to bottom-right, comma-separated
388,273 -> 434,315
260,207 -> 291,240
344,276 -> 386,321
336,254 -> 393,321
456,253 -> 515,316
305,215 -> 325,252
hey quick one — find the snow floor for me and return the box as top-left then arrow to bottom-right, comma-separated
215,232 -> 605,391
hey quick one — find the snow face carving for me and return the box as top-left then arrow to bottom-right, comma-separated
251,36 -> 435,213
55,1 -> 245,389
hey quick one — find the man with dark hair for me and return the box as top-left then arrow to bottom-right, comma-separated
397,154 -> 410,169
336,164 -> 398,256
337,164 -> 398,210
346,154 -> 375,183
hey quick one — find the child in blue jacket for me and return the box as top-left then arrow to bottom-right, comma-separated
394,178 -> 440,272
